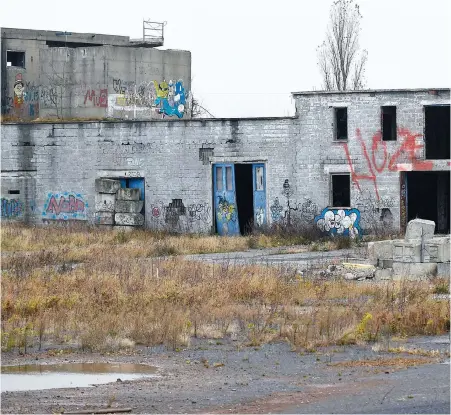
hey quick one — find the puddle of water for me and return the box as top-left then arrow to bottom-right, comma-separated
1,363 -> 157,393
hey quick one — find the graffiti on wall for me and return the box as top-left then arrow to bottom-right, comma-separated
217,196 -> 236,223
343,128 -> 433,200
110,78 -> 187,118
270,180 -> 319,226
42,192 -> 88,220
164,199 -> 186,226
84,88 -> 108,108
1,198 -> 23,218
187,203 -> 211,223
315,208 -> 361,238
13,74 -> 25,108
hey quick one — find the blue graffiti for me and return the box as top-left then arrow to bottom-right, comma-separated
1,198 -> 23,218
155,80 -> 186,118
314,207 -> 362,238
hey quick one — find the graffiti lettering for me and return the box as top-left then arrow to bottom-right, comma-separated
1,198 -> 23,218
315,208 -> 361,238
42,192 -> 88,220
343,128 -> 434,200
84,89 -> 108,108
187,203 -> 211,223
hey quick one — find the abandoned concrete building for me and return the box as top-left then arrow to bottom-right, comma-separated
1,28 -> 450,239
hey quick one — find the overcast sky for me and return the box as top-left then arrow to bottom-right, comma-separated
2,0 -> 450,117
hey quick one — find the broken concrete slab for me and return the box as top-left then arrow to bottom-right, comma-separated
405,219 -> 435,241
393,240 -> 422,263
115,200 -> 144,213
95,193 -> 116,212
95,212 -> 114,225
392,262 -> 437,280
95,178 -> 121,194
116,188 -> 140,201
115,213 -> 144,226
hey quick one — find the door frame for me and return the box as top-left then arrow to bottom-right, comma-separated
210,158 -> 268,234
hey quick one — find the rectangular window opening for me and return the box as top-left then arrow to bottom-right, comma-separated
8,190 -> 20,195
226,166 -> 233,191
425,105 -> 450,159
216,167 -> 223,191
331,174 -> 350,207
334,107 -> 348,140
382,106 -> 397,141
7,51 -> 25,68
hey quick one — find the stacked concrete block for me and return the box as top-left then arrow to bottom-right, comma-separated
424,236 -> 450,263
114,188 -> 144,227
405,219 -> 435,241
393,240 -> 422,263
367,240 -> 395,268
95,179 -> 121,226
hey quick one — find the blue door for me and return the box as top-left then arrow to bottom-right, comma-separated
253,164 -> 266,227
213,164 -> 240,236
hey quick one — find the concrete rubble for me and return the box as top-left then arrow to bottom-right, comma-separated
368,219 -> 450,280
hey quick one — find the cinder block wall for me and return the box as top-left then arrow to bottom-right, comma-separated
1,118 -> 297,231
2,89 -> 450,233
293,90 -> 450,233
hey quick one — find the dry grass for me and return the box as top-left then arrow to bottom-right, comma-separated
1,224 -> 449,353
329,356 -> 439,368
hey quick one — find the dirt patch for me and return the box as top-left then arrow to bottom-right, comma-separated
328,356 -> 439,368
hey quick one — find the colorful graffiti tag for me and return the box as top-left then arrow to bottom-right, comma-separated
270,197 -> 284,222
42,192 -> 88,220
13,74 -> 25,108
314,208 -> 361,238
110,78 -> 187,118
217,196 -> 236,222
84,89 -> 108,107
1,198 -> 23,218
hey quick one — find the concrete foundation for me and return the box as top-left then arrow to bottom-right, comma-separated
393,240 -> 422,263
437,262 -> 450,278
95,193 -> 116,212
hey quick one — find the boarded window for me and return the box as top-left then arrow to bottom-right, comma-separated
226,166 -> 233,190
334,108 -> 348,140
382,106 -> 397,141
7,51 -> 25,68
331,174 -> 350,207
255,167 -> 264,190
216,167 -> 223,191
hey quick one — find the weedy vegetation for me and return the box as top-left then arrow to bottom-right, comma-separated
1,224 -> 449,354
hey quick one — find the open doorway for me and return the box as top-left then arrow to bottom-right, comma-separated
235,164 -> 254,234
406,171 -> 450,234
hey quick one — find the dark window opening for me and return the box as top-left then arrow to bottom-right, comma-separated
235,164 -> 254,235
334,107 -> 348,140
406,171 -> 450,234
425,105 -> 450,159
331,174 -> 350,207
8,190 -> 20,195
45,41 -> 103,48
7,51 -> 25,68
382,106 -> 397,141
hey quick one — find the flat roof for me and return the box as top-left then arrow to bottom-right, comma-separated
291,88 -> 450,96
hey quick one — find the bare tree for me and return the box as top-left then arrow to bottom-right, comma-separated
317,0 -> 368,91
190,95 -> 215,118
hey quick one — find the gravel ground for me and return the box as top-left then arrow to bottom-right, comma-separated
2,335 -> 449,414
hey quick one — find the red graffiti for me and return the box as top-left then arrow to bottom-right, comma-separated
343,128 -> 434,200
84,89 -> 108,108
46,195 -> 85,215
